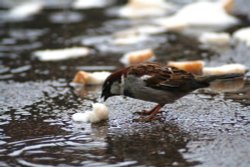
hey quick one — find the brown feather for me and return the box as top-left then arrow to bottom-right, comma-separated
127,62 -> 200,91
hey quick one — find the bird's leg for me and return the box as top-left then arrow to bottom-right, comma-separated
133,104 -> 164,122
137,104 -> 164,122
144,104 -> 163,120
142,104 -> 163,115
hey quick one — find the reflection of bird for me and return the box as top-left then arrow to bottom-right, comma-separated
101,62 -> 243,120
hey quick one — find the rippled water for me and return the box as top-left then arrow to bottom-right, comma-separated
0,0 -> 250,167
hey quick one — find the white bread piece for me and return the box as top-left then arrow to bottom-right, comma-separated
72,71 -> 111,85
88,103 -> 109,123
199,32 -> 231,46
155,0 -> 238,32
203,64 -> 247,76
72,0 -> 111,9
112,34 -> 148,45
221,0 -> 234,14
113,25 -> 166,37
72,112 -> 89,122
120,49 -> 155,65
6,2 -> 43,21
118,0 -> 174,18
72,103 -> 109,123
233,27 -> 250,46
34,47 -> 91,61
168,60 -> 205,75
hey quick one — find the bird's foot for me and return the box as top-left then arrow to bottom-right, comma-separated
133,114 -> 163,122
134,110 -> 153,116
134,104 -> 164,122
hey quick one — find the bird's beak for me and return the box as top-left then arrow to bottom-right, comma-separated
103,96 -> 108,101
101,91 -> 112,101
101,91 -> 107,101
102,95 -> 109,101
101,92 -> 104,100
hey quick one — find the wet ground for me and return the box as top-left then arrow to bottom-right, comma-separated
0,0 -> 250,166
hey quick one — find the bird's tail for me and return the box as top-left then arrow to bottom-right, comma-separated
195,73 -> 244,84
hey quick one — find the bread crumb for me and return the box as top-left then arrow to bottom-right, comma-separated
72,112 -> 89,122
199,32 -> 231,46
72,0 -> 111,9
118,0 -> 174,18
221,0 -> 234,14
6,2 -> 43,21
33,47 -> 91,61
112,34 -> 148,45
72,71 -> 111,85
120,49 -> 155,65
155,0 -> 238,34
203,64 -> 247,76
72,103 -> 109,123
168,60 -> 205,75
233,27 -> 250,46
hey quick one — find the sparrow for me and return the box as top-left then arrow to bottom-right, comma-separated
101,62 -> 242,120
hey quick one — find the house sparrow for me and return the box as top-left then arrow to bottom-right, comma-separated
101,62 -> 242,120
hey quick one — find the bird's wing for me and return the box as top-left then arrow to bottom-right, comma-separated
128,63 -> 195,90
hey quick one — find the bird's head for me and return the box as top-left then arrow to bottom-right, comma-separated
101,68 -> 128,101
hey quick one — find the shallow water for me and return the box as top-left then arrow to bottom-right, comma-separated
0,0 -> 250,167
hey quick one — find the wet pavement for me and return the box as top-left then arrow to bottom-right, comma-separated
0,0 -> 250,167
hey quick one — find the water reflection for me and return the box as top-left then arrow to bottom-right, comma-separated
209,77 -> 245,92
225,80 -> 250,105
0,114 -> 196,167
106,123 -> 198,167
2,123 -> 106,166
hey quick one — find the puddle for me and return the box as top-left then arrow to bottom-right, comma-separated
0,0 -> 250,166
